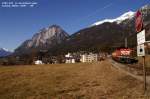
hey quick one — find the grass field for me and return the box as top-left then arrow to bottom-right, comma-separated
0,60 -> 145,99
138,55 -> 150,67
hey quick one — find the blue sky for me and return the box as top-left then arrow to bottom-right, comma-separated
0,0 -> 149,51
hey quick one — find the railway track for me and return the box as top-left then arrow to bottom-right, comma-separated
109,59 -> 150,84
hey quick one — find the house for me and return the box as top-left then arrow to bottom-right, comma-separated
65,53 -> 76,63
80,53 -> 98,63
34,60 -> 43,65
66,59 -> 75,63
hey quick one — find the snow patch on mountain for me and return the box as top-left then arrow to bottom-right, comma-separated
0,48 -> 8,52
92,11 -> 135,26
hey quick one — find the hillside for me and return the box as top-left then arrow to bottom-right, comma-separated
0,60 -> 144,99
63,5 -> 150,53
65,22 -> 136,52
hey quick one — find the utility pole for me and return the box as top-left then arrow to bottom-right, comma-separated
125,37 -> 128,48
135,10 -> 147,94
143,56 -> 146,93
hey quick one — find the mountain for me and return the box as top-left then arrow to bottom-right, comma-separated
15,25 -> 69,54
140,5 -> 150,26
64,22 -> 135,53
63,11 -> 136,52
0,48 -> 12,57
92,4 -> 150,26
14,5 -> 150,57
62,4 -> 150,53
92,11 -> 135,26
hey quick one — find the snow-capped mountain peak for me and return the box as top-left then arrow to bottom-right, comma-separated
117,11 -> 135,20
92,11 -> 135,26
0,48 -> 12,57
0,48 -> 8,51
0,48 -> 13,52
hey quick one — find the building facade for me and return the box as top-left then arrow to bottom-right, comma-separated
80,53 -> 98,63
65,53 -> 75,63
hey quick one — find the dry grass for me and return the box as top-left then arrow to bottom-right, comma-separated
138,55 -> 150,67
0,60 -> 146,99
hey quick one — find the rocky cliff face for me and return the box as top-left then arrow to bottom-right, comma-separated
15,25 -> 69,54
141,5 -> 150,26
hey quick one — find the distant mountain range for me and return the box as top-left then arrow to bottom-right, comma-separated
0,48 -> 12,57
12,4 -> 150,57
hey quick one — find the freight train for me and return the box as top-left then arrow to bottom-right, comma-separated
112,48 -> 138,64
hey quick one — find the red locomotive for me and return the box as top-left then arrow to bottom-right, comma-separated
112,48 -> 138,64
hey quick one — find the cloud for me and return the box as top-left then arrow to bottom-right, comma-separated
72,3 -> 113,27
85,3 -> 113,19
65,3 -> 114,33
102,3 -> 113,9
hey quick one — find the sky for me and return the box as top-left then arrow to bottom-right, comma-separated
0,0 -> 149,51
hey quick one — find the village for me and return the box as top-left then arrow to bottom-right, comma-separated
34,52 -> 108,65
